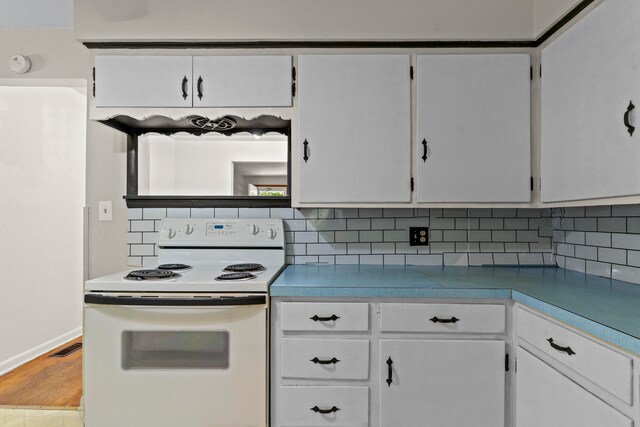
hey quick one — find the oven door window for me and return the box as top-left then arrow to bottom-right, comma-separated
122,331 -> 229,369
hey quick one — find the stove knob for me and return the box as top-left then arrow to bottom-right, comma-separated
184,224 -> 194,235
249,224 -> 260,235
267,228 -> 277,239
168,228 -> 176,239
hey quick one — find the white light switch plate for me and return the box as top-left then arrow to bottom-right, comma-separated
98,201 -> 112,221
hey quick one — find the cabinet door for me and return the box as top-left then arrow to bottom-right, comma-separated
298,55 -> 411,203
380,339 -> 505,427
416,54 -> 531,202
541,0 -> 640,202
516,347 -> 632,427
94,56 -> 193,107
192,56 -> 292,107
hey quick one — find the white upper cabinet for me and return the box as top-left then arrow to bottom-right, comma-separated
297,55 -> 411,203
192,56 -> 292,107
95,55 -> 292,108
95,56 -> 193,108
541,0 -> 640,202
416,54 -> 531,203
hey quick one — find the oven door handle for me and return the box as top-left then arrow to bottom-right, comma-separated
84,294 -> 266,307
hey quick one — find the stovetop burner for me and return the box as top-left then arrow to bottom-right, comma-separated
223,263 -> 266,272
157,263 -> 193,271
124,269 -> 181,281
214,272 -> 257,281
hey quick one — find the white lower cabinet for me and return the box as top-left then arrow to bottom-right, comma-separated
516,347 -> 633,427
279,386 -> 369,427
380,339 -> 506,427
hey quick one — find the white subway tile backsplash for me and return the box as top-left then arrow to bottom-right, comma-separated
612,233 -> 640,250
565,257 -> 586,273
335,231 -> 359,242
142,208 -> 167,220
167,208 -> 191,218
127,256 -> 143,267
372,243 -> 396,254
308,219 -> 347,231
480,218 -> 503,230
359,230 -> 383,242
564,231 -> 585,245
598,218 -> 626,233
129,207 -> 556,269
626,250 -> 640,268
307,243 -> 347,256
130,220 -> 155,232
585,206 -> 612,217
336,255 -> 360,264
346,218 -> 371,230
359,255 -> 384,265
516,209 -> 541,218
556,243 -> 575,257
563,207 -> 585,217
612,265 -> 640,285
406,254 -> 443,266
518,253 -> 544,265
493,253 -> 519,265
239,208 -> 270,218
612,204 -> 640,217
574,218 -> 597,232
586,261 -> 612,278
469,253 -> 494,266
598,247 -> 626,265
585,232 -> 611,247
190,208 -> 215,218
295,232 -> 319,243
347,243 -> 371,255
372,218 -> 395,230
358,208 -> 383,218
444,253 -> 469,266
270,208 -> 295,219
574,245 -> 597,261
383,255 -> 406,265
627,218 -> 640,234
128,208 -> 143,220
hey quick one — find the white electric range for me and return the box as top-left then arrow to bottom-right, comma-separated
83,218 -> 285,427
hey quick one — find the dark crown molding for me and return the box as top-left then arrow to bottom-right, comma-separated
82,0 -> 596,51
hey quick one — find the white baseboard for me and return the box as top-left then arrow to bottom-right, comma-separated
0,327 -> 83,376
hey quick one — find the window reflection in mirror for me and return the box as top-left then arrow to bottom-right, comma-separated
137,133 -> 288,197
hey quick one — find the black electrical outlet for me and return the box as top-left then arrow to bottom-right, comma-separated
409,227 -> 429,246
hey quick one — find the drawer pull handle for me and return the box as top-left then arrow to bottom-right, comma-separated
181,76 -> 188,100
311,405 -> 340,414
547,338 -> 576,356
624,101 -> 635,136
311,357 -> 340,365
310,314 -> 339,322
430,316 -> 459,324
386,357 -> 393,387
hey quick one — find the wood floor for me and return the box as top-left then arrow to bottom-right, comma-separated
0,337 -> 82,408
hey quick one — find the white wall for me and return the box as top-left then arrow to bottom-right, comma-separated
534,0 -> 582,37
0,86 -> 85,374
75,0 -> 535,41
0,0 -> 74,28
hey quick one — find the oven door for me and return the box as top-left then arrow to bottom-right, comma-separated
83,293 -> 267,427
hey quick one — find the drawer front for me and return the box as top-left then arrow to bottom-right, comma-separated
517,307 -> 633,404
280,303 -> 369,332
380,303 -> 505,333
281,339 -> 369,380
279,386 -> 369,427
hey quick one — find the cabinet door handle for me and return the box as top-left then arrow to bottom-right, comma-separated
421,138 -> 428,162
303,139 -> 309,163
624,101 -> 635,136
197,76 -> 204,100
310,406 -> 340,414
181,76 -> 188,100
430,316 -> 459,324
386,357 -> 393,387
310,357 -> 340,365
547,338 -> 575,356
310,314 -> 339,322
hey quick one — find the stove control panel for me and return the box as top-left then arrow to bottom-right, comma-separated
158,218 -> 284,247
